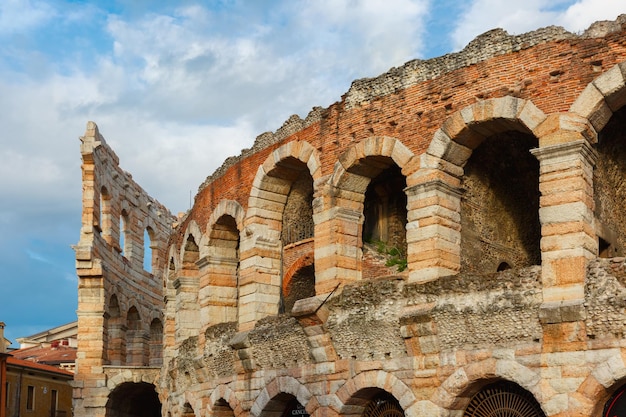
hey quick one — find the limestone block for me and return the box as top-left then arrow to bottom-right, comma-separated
542,282 -> 585,302
390,139 -> 414,167
593,63 -> 626,111
539,202 -> 592,225
569,83 -> 612,133
495,360 -> 539,387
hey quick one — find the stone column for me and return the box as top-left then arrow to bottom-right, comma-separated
106,323 -> 127,366
237,233 -> 281,331
174,275 -> 201,341
198,254 -> 238,338
531,139 -> 597,303
313,205 -> 363,294
405,175 -> 462,283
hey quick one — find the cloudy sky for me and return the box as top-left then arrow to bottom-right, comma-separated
0,0 -> 624,345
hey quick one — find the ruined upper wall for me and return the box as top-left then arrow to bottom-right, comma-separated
194,15 -> 626,202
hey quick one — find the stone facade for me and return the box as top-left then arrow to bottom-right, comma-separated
74,16 -> 626,417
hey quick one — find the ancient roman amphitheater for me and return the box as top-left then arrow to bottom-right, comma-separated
73,16 -> 626,417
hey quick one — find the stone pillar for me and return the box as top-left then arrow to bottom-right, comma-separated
313,204 -> 363,294
126,330 -> 149,366
107,323 -> 127,366
174,275 -> 201,341
238,234 -> 281,331
198,255 -> 238,333
531,139 -> 597,303
405,175 -> 462,283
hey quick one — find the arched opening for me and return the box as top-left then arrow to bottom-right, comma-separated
212,399 -> 235,417
282,263 -> 315,314
126,306 -> 146,366
280,158 -> 315,245
594,105 -> 626,258
183,235 -> 199,269
463,381 -> 545,417
105,382 -> 161,417
149,318 -> 163,367
107,294 -> 125,366
260,393 -> 308,417
358,159 -> 407,274
604,382 -> 626,417
182,403 -> 195,417
344,388 -> 404,417
460,131 -> 540,273
144,227 -> 154,273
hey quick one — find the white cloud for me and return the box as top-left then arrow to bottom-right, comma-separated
559,0 -> 626,32
451,0 -> 624,51
0,0 -> 56,35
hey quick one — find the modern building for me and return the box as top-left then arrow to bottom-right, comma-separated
0,323 -> 74,417
72,16 -> 626,417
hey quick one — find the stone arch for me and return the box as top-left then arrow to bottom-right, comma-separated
105,382 -> 161,417
239,140 -> 321,330
282,252 -> 315,314
578,350 -> 626,416
202,200 -> 245,254
180,391 -> 202,417
321,136 -> 415,289
180,220 -> 203,262
410,97 -> 546,282
207,385 -> 244,417
570,61 -> 626,134
249,375 -> 317,417
582,74 -> 626,258
106,293 -> 125,365
426,97 -> 546,169
333,370 -> 419,417
432,358 -> 542,413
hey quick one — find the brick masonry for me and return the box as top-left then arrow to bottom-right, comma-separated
74,16 -> 626,417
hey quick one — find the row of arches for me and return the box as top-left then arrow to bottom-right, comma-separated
105,294 -> 163,366
105,365 -> 626,417
162,60 -> 626,333
95,185 -> 164,274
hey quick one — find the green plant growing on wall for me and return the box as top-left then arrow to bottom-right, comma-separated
372,240 -> 407,272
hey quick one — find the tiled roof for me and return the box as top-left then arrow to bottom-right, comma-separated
11,344 -> 76,365
6,356 -> 74,377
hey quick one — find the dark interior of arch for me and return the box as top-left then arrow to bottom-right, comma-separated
278,157 -> 314,245
362,163 -> 408,265
282,264 -> 315,314
460,130 -> 541,273
464,380 -> 545,417
213,399 -> 235,417
594,105 -> 626,257
183,235 -> 199,267
105,382 -> 161,417
345,388 -> 404,417
260,393 -> 308,417
211,215 -> 240,251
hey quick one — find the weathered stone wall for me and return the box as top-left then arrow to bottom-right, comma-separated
74,15 -> 626,417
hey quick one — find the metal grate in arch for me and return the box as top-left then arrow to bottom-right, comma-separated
362,394 -> 405,417
464,381 -> 546,417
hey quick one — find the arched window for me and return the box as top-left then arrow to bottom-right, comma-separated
144,227 -> 154,272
